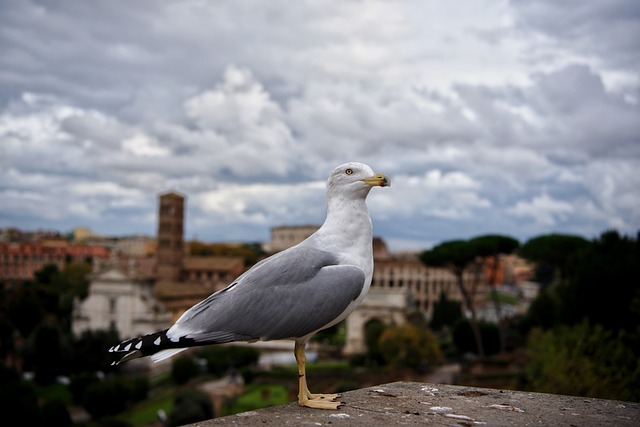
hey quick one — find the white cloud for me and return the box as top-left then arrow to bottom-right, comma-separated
181,65 -> 298,177
195,181 -> 326,226
0,1 -> 638,248
508,193 -> 574,226
372,170 -> 491,221
122,133 -> 171,157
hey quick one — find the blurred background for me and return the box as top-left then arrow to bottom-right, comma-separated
1,1 -> 639,426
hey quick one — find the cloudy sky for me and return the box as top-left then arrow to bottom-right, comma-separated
1,0 -> 639,251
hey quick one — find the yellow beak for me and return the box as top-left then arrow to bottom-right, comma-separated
362,173 -> 391,187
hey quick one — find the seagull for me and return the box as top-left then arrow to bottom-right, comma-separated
109,162 -> 390,409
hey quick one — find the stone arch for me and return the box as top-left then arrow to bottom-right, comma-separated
343,287 -> 409,355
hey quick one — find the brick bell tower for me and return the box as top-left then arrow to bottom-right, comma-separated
156,191 -> 185,282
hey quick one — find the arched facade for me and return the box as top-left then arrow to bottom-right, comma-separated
343,287 -> 410,355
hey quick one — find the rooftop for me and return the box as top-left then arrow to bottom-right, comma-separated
189,381 -> 639,427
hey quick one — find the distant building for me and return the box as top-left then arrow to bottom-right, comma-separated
72,230 -> 158,280
153,192 -> 246,323
115,255 -> 156,281
264,228 -> 490,354
0,241 -> 110,286
343,239 -> 489,354
115,235 -> 157,257
0,228 -> 23,243
0,227 -> 66,243
73,227 -> 102,242
111,236 -> 158,280
156,192 -> 186,282
373,255 -> 487,317
264,225 -> 319,253
182,256 -> 244,285
71,191 -> 246,340
515,281 -> 541,315
73,268 -> 171,339
156,256 -> 245,323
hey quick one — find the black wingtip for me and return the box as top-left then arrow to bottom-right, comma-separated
108,329 -> 175,365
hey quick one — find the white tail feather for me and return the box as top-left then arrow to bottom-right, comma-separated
150,348 -> 188,363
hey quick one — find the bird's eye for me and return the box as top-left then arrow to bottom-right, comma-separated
345,168 -> 353,175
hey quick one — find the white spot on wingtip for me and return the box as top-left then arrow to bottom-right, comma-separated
135,341 -> 142,349
154,337 -> 161,345
124,343 -> 132,351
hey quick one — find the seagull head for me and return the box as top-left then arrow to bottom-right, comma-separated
326,162 -> 391,200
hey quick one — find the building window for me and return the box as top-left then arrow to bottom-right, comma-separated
109,297 -> 117,314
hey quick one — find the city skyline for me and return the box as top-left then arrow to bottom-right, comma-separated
1,1 -> 639,252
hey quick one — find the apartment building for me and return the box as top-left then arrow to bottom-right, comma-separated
0,241 -> 110,285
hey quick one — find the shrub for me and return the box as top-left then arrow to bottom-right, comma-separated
378,323 -> 442,371
171,356 -> 199,385
69,372 -> 100,405
197,346 -> 259,376
524,321 -> 640,402
168,389 -> 214,427
83,377 -> 131,419
452,319 -> 501,356
364,319 -> 386,364
0,364 -> 42,426
41,398 -> 72,427
129,375 -> 149,402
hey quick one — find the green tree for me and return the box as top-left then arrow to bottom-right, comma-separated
452,319 -> 502,356
430,292 -> 464,331
520,234 -> 589,285
0,364 -> 42,426
41,398 -> 72,427
50,261 -> 92,331
83,377 -> 132,420
524,321 -> 640,402
8,261 -> 92,340
520,284 -> 565,330
69,372 -> 101,406
421,240 -> 485,356
567,230 -> 640,331
312,320 -> 346,346
522,230 -> 640,333
469,235 -> 519,353
72,329 -> 120,374
172,355 -> 200,385
129,376 -> 150,402
1,286 -> 44,368
34,263 -> 61,285
197,345 -> 259,376
378,323 -> 442,371
364,318 -> 386,364
521,230 -> 640,401
168,389 -> 214,427
5,286 -> 45,338
25,323 -> 73,385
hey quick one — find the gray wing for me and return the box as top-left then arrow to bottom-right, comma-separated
166,246 -> 365,344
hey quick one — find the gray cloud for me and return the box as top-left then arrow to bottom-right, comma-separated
512,0 -> 640,70
0,1 -> 638,250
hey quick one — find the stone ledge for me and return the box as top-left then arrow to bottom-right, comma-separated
187,381 -> 639,426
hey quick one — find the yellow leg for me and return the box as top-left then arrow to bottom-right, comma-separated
294,341 -> 342,409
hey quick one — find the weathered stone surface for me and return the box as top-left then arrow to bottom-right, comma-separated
187,381 -> 640,426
